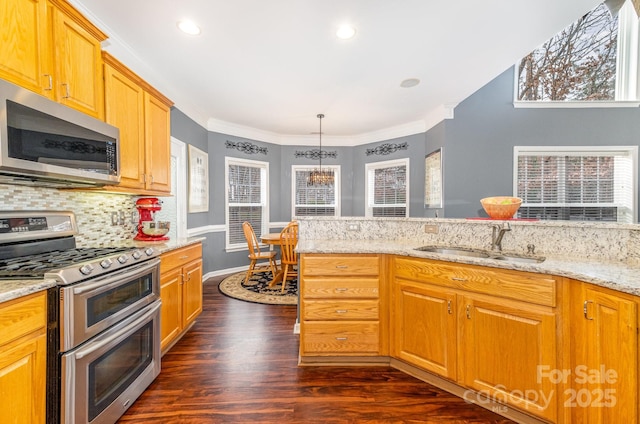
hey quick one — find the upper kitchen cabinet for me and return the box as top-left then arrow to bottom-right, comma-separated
0,0 -> 49,94
48,0 -> 106,119
0,0 -> 106,119
103,52 -> 173,194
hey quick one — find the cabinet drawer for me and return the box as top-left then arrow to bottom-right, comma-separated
160,243 -> 202,273
303,300 -> 379,320
302,254 -> 379,276
394,257 -> 556,307
0,292 -> 46,347
301,321 -> 380,354
302,277 -> 379,299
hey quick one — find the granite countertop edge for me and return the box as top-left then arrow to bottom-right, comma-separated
0,237 -> 206,304
297,239 -> 640,297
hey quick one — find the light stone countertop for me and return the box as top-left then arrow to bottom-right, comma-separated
296,239 -> 640,297
0,237 -> 205,304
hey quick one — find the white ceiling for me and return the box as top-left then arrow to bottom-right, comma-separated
72,0 -> 601,145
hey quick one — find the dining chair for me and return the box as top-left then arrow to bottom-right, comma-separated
278,221 -> 299,293
242,221 -> 279,285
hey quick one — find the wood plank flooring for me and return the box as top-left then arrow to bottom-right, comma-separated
118,275 -> 515,423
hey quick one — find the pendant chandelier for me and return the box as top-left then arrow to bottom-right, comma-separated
308,113 -> 335,186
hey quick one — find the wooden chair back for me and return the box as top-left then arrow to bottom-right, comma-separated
279,222 -> 298,267
242,221 -> 261,258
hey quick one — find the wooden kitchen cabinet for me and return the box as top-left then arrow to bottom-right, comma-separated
160,243 -> 203,354
392,279 -> 457,380
570,281 -> 639,423
0,291 -> 47,424
299,254 -> 387,359
0,0 -> 49,94
103,52 -> 173,194
391,256 -> 561,422
0,0 -> 106,118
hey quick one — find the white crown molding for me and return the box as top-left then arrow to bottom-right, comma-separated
423,103 -> 458,132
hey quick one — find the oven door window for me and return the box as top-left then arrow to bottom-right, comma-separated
88,320 -> 153,421
86,273 -> 153,327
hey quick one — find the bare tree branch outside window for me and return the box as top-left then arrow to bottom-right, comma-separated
517,3 -> 618,101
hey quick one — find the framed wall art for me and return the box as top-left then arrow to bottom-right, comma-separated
424,148 -> 443,208
188,145 -> 209,213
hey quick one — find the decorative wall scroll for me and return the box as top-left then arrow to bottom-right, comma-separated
365,142 -> 408,156
424,148 -> 443,208
225,140 -> 268,155
188,145 -> 209,213
294,149 -> 338,159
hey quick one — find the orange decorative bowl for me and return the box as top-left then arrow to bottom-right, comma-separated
480,197 -> 522,219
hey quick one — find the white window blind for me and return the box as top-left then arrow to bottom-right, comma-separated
226,157 -> 268,249
366,159 -> 409,217
515,147 -> 637,222
292,166 -> 340,217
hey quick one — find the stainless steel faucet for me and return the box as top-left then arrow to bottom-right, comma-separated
491,222 -> 511,251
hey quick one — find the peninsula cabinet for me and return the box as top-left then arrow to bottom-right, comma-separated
391,256 -> 561,423
160,243 -> 203,354
0,291 -> 47,424
569,280 -> 639,423
0,0 -> 106,119
103,52 -> 173,195
299,254 -> 387,359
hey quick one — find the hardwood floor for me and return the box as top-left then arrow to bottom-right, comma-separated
118,275 -> 515,424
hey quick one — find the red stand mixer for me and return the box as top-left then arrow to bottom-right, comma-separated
134,197 -> 170,241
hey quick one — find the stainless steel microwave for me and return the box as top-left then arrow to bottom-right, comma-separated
0,78 -> 120,187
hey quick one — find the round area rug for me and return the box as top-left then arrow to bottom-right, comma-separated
218,270 -> 297,305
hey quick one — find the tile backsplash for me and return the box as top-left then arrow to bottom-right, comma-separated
0,184 -> 174,247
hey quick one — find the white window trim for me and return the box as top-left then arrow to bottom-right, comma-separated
513,1 -> 640,108
291,165 -> 341,218
365,158 -> 410,218
224,156 -> 269,252
513,145 -> 638,223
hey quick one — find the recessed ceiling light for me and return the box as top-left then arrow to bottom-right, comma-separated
336,24 -> 356,40
177,20 -> 201,36
400,78 -> 420,88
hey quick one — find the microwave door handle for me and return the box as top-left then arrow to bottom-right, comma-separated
74,302 -> 160,360
72,259 -> 159,295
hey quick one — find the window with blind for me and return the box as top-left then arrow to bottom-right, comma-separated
514,147 -> 637,223
292,165 -> 340,217
365,159 -> 409,217
225,157 -> 269,250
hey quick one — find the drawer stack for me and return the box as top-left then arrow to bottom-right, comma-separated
299,254 -> 384,357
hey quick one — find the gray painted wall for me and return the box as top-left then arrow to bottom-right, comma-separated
171,65 -> 640,274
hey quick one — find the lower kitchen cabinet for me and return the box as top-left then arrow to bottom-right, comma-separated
160,243 -> 203,354
299,253 -> 387,358
570,280 -> 639,423
0,291 -> 47,424
391,256 -> 561,422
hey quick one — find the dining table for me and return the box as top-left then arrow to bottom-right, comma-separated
260,232 -> 284,287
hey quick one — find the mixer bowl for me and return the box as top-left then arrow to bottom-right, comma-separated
141,221 -> 170,237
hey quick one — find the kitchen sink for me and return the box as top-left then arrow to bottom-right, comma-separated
415,246 -> 545,263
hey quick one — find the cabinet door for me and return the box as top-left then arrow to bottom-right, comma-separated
160,267 -> 182,352
182,259 -> 203,328
50,4 -> 104,118
461,295 -> 558,422
144,92 -> 171,192
0,0 -> 49,94
104,63 -> 145,189
0,334 -> 46,424
393,280 -> 457,380
574,287 -> 638,423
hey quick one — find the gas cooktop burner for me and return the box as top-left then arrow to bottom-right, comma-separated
0,247 -> 133,279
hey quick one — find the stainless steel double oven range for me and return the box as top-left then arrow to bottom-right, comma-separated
0,211 -> 161,424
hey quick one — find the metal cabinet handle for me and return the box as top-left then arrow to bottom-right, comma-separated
179,255 -> 190,260
61,83 -> 70,98
335,288 -> 348,292
335,265 -> 348,269
335,309 -> 348,314
44,74 -> 53,90
583,300 -> 594,320
335,337 -> 348,341
447,300 -> 453,315
466,304 -> 471,319
451,277 -> 467,282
